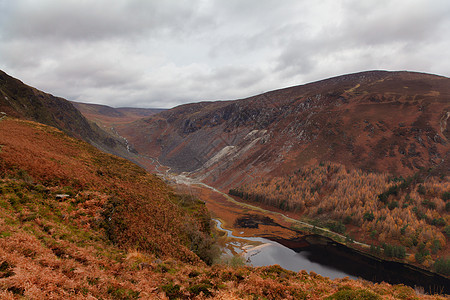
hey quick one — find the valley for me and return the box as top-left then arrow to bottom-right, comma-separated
1,69 -> 449,298
103,71 -> 450,278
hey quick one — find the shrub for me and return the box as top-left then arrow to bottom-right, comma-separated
229,188 -> 243,198
378,185 -> 400,204
370,244 -> 381,255
415,245 -> 429,264
377,193 -> 388,204
370,230 -> 377,239
326,289 -> 380,300
343,216 -> 352,224
388,201 -> 398,210
431,218 -> 446,227
421,199 -> 436,209
107,285 -> 140,300
188,283 -> 213,297
400,225 -> 408,235
363,212 -> 374,222
434,258 -> 450,276
442,191 -> 450,201
383,244 -> 406,259
184,223 -> 220,265
0,261 -> 15,278
161,283 -> 183,299
228,255 -> 246,268
326,221 -> 346,234
431,240 -> 441,254
417,184 -> 426,195
444,225 -> 450,237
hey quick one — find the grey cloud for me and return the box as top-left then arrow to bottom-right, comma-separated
340,0 -> 450,46
0,0 -> 449,109
3,0 -> 214,43
272,0 -> 450,83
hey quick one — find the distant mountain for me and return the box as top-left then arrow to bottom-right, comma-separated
0,70 -> 135,160
72,101 -> 164,126
116,70 -> 450,188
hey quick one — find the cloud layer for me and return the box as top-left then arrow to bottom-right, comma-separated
1,0 -> 449,108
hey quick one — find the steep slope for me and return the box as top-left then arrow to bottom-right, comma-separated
0,118 -> 214,262
117,71 -> 450,188
0,118 -> 444,299
0,70 -> 132,160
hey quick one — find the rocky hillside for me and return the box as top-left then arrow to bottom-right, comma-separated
117,71 -> 450,188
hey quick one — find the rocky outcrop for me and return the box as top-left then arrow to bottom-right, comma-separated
117,71 -> 450,188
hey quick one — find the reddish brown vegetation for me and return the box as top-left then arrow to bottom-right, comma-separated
1,119 -> 446,298
0,118 -> 211,263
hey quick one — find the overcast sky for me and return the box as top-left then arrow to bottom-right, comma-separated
1,0 -> 449,108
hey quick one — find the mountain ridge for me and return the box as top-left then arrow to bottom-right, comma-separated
115,70 -> 449,189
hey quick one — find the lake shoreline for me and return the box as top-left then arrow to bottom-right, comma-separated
215,217 -> 449,295
267,233 -> 450,295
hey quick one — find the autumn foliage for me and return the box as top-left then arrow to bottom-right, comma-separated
231,162 -> 449,268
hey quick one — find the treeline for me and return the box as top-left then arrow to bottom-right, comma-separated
229,162 -> 450,266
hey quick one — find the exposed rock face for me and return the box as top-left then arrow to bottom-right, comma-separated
116,71 -> 450,188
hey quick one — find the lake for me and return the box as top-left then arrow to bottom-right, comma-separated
214,219 -> 450,294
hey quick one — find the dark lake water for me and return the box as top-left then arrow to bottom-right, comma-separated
214,219 -> 449,295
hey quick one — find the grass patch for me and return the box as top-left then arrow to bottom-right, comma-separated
326,288 -> 381,300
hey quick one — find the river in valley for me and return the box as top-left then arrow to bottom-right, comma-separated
214,219 -> 450,295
